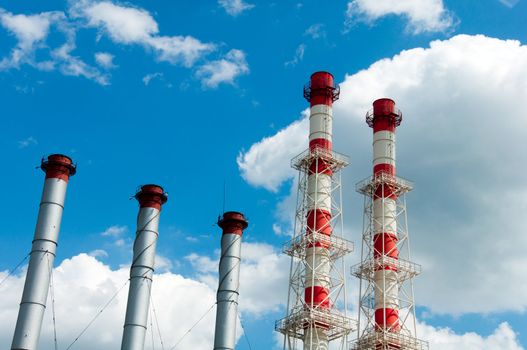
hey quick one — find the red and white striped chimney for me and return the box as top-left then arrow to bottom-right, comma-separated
304,71 -> 337,349
370,98 -> 401,332
12,154 -> 76,350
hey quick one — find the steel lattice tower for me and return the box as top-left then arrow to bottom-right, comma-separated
276,72 -> 356,350
351,99 -> 427,350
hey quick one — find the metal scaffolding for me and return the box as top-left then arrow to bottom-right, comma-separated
276,145 -> 356,350
352,172 -> 428,350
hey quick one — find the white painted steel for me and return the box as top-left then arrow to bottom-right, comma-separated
121,207 -> 161,350
305,247 -> 331,289
309,105 -> 333,143
304,328 -> 329,350
11,178 -> 68,350
307,174 -> 332,212
373,198 -> 397,234
214,233 -> 242,350
374,270 -> 399,309
373,131 -> 396,168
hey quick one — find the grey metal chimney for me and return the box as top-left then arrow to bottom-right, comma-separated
121,184 -> 167,350
11,154 -> 76,350
213,211 -> 248,350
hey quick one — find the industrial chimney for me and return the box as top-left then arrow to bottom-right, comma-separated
352,99 -> 427,349
276,72 -> 355,350
213,211 -> 248,350
121,185 -> 168,350
11,154 -> 76,350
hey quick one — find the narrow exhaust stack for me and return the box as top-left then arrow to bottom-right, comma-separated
12,154 -> 76,350
121,185 -> 167,350
213,211 -> 248,350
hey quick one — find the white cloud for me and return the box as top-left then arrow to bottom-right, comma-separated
284,43 -> 306,67
154,254 -> 173,272
52,41 -> 110,85
88,249 -> 108,258
72,1 -> 215,67
196,49 -> 249,88
0,9 -> 62,69
420,322 -> 524,349
0,254 -> 219,350
1,253 -> 522,349
101,225 -> 127,237
345,0 -> 454,34
304,23 -> 325,39
142,72 -> 163,86
237,34 -> 527,315
94,52 -> 115,69
0,8 -> 109,85
218,0 -> 255,16
237,112 -> 308,192
17,136 -> 38,148
187,242 -> 290,316
499,0 -> 520,7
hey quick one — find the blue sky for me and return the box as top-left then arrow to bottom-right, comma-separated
0,0 -> 527,349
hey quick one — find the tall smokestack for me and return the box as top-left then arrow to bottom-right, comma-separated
11,154 -> 76,350
213,211 -> 248,350
121,184 -> 167,350
353,99 -> 427,349
276,72 -> 354,350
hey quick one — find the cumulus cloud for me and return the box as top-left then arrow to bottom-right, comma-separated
0,7 -> 109,84
142,72 -> 163,86
345,0 -> 454,34
100,225 -> 127,237
420,322 -> 524,349
71,1 -> 215,67
187,242 -> 290,316
237,34 -> 527,315
218,0 -> 255,16
196,49 -> 249,88
94,52 -> 115,69
0,254 -> 218,350
0,9 -> 61,70
237,111 -> 308,192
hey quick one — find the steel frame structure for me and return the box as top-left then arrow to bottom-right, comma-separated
276,145 -> 356,350
351,173 -> 427,350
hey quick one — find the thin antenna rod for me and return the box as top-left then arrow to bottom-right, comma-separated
222,180 -> 226,214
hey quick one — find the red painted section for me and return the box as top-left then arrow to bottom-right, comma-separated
308,161 -> 333,176
41,154 -> 76,182
374,163 -> 396,176
374,185 -> 398,200
309,71 -> 335,107
309,138 -> 332,152
306,209 -> 332,236
375,308 -> 400,331
373,98 -> 395,116
373,233 -> 399,259
135,184 -> 168,210
218,211 -> 248,236
370,98 -> 401,132
304,286 -> 330,308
